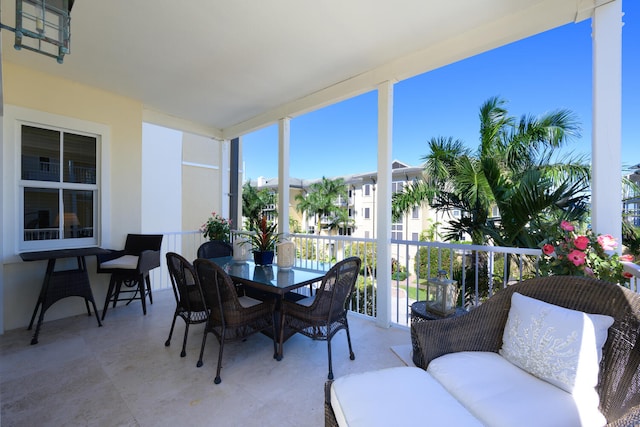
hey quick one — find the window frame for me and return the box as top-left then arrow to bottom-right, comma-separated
5,106 -> 111,253
411,206 -> 420,219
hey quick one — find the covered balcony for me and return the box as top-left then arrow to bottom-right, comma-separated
0,0 -> 633,425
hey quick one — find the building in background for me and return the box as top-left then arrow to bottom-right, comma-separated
252,160 -> 460,242
625,163 -> 640,227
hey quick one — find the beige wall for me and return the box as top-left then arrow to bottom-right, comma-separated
2,62 -> 145,331
181,133 -> 223,233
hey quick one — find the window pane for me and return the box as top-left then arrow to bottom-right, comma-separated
64,133 -> 97,184
21,125 -> 60,182
24,188 -> 59,241
63,190 -> 94,238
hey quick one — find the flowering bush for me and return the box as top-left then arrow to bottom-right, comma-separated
539,220 -> 634,284
201,212 -> 231,242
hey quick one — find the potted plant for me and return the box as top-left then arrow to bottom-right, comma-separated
200,212 -> 231,242
244,215 -> 280,265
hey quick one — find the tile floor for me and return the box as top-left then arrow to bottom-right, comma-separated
1,289 -> 410,427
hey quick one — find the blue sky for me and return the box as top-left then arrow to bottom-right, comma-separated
243,2 -> 639,180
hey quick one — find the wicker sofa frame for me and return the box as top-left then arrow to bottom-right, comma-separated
324,276 -> 640,427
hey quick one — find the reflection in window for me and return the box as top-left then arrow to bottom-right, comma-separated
21,124 -> 98,244
24,188 -> 59,240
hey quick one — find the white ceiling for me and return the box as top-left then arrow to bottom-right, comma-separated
0,0 -> 595,139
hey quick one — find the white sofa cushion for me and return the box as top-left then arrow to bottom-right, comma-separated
100,255 -> 138,269
428,351 -> 607,427
500,292 -> 613,394
330,366 -> 483,427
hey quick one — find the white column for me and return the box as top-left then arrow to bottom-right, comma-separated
591,0 -> 622,248
220,139 -> 231,219
237,137 -> 244,225
278,117 -> 291,236
376,80 -> 394,328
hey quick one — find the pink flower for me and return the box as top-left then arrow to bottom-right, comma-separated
584,267 -> 594,277
567,250 -> 586,266
542,244 -> 555,255
597,234 -> 617,251
620,254 -> 634,262
573,236 -> 589,251
560,221 -> 574,232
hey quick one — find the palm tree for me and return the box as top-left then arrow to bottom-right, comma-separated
295,177 -> 348,234
393,96 -> 590,247
326,207 -> 356,235
242,181 -> 275,231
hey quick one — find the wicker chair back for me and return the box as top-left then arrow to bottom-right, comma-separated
197,241 -> 233,259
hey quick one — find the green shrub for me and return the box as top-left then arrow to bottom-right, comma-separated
345,242 -> 377,277
350,277 -> 376,316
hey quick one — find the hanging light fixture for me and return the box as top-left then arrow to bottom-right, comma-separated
1,0 -> 74,63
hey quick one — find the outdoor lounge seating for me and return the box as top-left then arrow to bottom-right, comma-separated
281,256 -> 361,380
97,234 -> 163,319
165,252 -> 209,357
324,276 -> 640,427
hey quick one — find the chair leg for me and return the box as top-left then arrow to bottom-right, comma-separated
112,279 -> 123,308
138,275 -> 147,315
165,310 -> 178,347
180,322 -> 190,358
197,326 -> 209,368
145,274 -> 154,304
214,327 -> 226,385
345,318 -> 355,360
101,276 -> 117,320
327,337 -> 334,380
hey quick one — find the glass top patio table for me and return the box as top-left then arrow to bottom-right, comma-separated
209,256 -> 326,296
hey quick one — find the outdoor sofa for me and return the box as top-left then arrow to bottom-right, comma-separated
324,276 -> 640,427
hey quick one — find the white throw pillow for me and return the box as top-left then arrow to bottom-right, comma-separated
500,292 -> 614,394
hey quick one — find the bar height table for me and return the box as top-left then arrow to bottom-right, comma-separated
20,247 -> 110,345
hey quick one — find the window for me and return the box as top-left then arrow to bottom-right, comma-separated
412,232 -> 419,241
9,108 -> 109,254
392,181 -> 404,194
364,207 -> 370,219
364,184 -> 370,196
412,206 -> 419,219
21,124 -> 98,246
391,222 -> 403,240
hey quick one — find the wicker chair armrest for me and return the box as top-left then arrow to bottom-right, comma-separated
324,380 -> 339,427
412,304 -> 509,369
138,249 -> 161,272
606,404 -> 640,427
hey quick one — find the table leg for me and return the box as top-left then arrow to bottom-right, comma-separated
276,307 -> 285,361
28,259 -> 56,345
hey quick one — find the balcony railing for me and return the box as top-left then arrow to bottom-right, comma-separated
149,231 -> 640,327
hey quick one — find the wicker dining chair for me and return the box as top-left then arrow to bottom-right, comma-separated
280,256 -> 362,380
197,241 -> 233,259
193,258 -> 276,384
97,233 -> 163,319
165,252 -> 209,357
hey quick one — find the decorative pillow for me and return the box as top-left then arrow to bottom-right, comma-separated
499,292 -> 614,394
